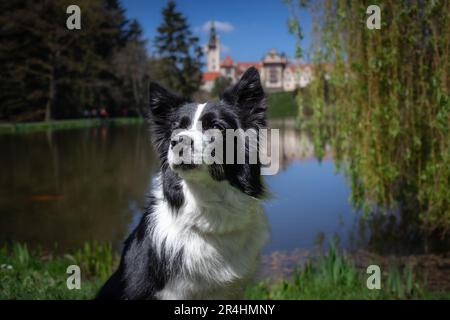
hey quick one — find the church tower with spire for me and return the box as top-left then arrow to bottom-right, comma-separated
207,21 -> 220,72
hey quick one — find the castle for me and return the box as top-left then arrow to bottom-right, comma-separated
201,22 -> 313,92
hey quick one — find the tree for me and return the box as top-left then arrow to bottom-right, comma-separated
154,0 -> 203,97
290,0 -> 450,232
113,20 -> 149,116
0,0 -> 149,121
0,0 -> 86,121
212,76 -> 232,98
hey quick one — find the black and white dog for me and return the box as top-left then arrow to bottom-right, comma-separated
96,67 -> 269,300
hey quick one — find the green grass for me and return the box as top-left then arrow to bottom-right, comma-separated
267,91 -> 298,118
1,242 -> 449,300
0,243 -> 114,299
0,117 -> 144,134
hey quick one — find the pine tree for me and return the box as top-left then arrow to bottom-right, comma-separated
154,0 -> 203,97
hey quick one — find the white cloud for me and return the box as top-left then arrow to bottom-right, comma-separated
196,20 -> 235,33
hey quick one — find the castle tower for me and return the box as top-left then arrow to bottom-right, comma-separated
207,21 -> 220,72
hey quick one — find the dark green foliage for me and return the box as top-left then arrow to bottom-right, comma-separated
0,0 -> 148,121
113,19 -> 150,117
154,0 -> 203,97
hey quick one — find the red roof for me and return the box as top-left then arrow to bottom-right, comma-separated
288,64 -> 312,71
202,71 -> 221,82
220,55 -> 234,67
236,62 -> 262,73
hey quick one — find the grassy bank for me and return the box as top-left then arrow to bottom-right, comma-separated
0,117 -> 144,134
267,91 -> 298,119
2,243 -> 448,300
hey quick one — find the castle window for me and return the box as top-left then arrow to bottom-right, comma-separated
269,67 -> 278,84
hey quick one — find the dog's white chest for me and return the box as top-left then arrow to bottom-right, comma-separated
156,221 -> 268,300
151,179 -> 269,300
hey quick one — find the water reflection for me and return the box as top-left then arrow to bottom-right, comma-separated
0,125 -> 158,251
263,118 -> 356,254
350,209 -> 450,255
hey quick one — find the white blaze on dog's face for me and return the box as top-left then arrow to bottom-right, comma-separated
167,102 -> 206,171
147,67 -> 268,198
167,102 -> 227,174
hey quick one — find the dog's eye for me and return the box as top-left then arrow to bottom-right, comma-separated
212,123 -> 224,131
171,121 -> 180,129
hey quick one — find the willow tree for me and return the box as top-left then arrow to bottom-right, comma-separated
292,0 -> 450,232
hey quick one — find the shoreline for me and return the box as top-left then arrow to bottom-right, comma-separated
0,117 -> 145,134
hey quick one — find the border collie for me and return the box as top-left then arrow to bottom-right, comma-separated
96,67 -> 269,300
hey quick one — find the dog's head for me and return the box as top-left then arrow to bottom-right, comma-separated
147,67 -> 267,207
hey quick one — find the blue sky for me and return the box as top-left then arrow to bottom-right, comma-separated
122,0 -> 312,62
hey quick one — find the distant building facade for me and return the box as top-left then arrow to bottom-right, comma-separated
201,22 -> 313,92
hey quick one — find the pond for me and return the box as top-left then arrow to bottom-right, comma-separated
0,119 -> 436,262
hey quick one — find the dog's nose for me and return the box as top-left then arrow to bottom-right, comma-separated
170,134 -> 193,149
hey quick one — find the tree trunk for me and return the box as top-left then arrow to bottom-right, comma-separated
131,76 -> 143,117
44,100 -> 51,122
45,56 -> 56,122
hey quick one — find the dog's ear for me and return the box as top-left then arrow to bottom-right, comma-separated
222,67 -> 264,107
148,82 -> 185,121
222,67 -> 266,128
